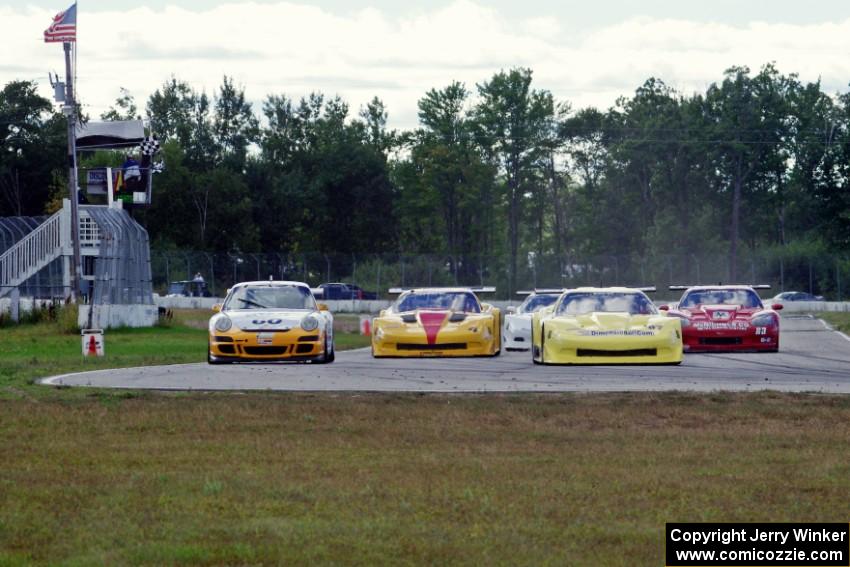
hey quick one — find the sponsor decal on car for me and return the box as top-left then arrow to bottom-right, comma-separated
578,329 -> 657,337
693,321 -> 750,331
257,332 -> 274,345
711,311 -> 733,321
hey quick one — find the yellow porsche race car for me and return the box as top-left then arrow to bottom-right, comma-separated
208,280 -> 334,364
531,287 -> 682,365
371,287 -> 501,357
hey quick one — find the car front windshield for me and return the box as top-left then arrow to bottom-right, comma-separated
167,283 -> 185,295
394,292 -> 480,313
224,285 -> 316,310
519,294 -> 559,314
679,289 -> 763,309
556,292 -> 656,316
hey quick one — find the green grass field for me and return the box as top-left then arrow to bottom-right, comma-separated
0,309 -> 370,399
2,392 -> 850,565
1,312 -> 850,564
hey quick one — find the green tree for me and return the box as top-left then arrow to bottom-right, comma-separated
213,76 -> 259,168
100,87 -> 140,121
403,82 -> 496,279
703,64 -> 791,280
146,77 -> 217,169
0,80 -> 65,216
474,68 -> 556,293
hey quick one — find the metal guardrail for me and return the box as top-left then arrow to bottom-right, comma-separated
0,210 -> 64,297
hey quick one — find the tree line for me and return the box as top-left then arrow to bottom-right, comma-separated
1,64 -> 849,292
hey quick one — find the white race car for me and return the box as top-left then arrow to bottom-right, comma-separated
503,289 -> 566,351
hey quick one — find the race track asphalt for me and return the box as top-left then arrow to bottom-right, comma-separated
40,316 -> 850,393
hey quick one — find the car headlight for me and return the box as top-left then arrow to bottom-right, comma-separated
751,314 -> 776,327
301,315 -> 320,331
214,316 -> 232,332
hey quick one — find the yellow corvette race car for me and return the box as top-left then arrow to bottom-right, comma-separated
371,287 -> 501,357
208,280 -> 334,364
531,287 -> 682,365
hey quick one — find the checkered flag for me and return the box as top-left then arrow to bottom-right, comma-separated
151,161 -> 165,174
139,136 -> 160,156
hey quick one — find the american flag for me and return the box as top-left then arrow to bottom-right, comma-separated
44,3 -> 76,43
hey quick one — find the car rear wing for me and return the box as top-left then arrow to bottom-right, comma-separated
669,284 -> 771,290
388,286 -> 496,294
635,287 -> 657,293
310,288 -> 325,297
516,288 -> 567,295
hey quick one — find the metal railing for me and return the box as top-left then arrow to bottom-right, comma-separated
0,210 -> 65,298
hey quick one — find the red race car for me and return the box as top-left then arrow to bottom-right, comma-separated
661,285 -> 783,352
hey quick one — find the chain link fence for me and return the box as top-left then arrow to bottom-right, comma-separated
150,250 -> 850,301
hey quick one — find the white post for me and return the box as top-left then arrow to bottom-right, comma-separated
106,166 -> 114,208
10,287 -> 20,323
60,198 -> 72,298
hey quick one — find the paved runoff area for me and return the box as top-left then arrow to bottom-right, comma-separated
41,316 -> 850,394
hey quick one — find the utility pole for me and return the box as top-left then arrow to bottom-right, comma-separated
63,41 -> 82,300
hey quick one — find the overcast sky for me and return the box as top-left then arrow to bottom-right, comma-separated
3,1 -> 850,130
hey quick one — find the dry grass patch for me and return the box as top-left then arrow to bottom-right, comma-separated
1,392 -> 849,565
820,312 -> 850,334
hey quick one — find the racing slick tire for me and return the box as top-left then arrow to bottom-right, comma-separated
313,334 -> 335,364
490,314 -> 502,357
539,323 -> 546,365
207,342 -> 232,365
531,324 -> 543,365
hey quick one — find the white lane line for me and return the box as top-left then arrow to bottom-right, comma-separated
38,362 -> 204,387
818,318 -> 850,343
39,348 -> 373,388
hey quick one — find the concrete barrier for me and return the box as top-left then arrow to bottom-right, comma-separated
78,304 -> 158,328
154,296 -> 395,313
155,296 -> 221,310
771,301 -> 850,313
150,295 -> 850,315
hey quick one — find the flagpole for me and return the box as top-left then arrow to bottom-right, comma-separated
63,40 -> 82,301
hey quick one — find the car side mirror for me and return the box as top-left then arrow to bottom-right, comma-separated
658,304 -> 669,311
317,303 -> 329,312
771,303 -> 784,311
506,306 -> 517,314
212,304 -> 222,313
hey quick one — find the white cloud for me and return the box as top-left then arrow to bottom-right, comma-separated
2,2 -> 850,131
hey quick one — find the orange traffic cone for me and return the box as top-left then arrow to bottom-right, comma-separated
87,335 -> 98,356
